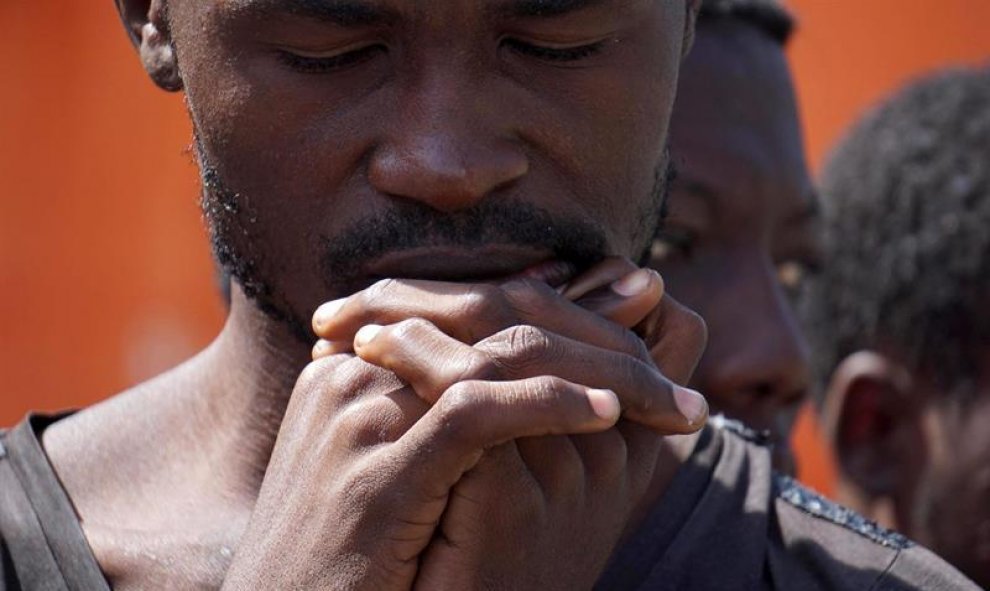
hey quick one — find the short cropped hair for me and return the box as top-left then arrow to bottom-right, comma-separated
698,0 -> 795,46
804,66 -> 990,404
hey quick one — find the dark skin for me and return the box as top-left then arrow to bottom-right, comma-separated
824,349 -> 990,589
649,20 -> 822,473
41,0 -> 707,588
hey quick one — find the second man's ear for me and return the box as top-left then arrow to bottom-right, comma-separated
116,0 -> 182,92
822,351 -> 926,507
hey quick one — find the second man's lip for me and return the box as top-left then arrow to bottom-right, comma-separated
365,244 -> 561,283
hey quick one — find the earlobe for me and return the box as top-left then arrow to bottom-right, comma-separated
116,0 -> 182,92
140,21 -> 182,91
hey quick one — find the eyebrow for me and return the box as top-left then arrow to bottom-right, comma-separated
236,0 -> 398,27
496,0 -> 609,18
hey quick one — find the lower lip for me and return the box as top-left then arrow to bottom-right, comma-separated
366,245 -> 563,283
509,259 -> 578,288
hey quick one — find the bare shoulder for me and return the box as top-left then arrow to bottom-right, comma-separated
40,352 -> 246,589
43,357 -> 208,513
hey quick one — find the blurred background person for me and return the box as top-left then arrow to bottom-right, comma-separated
805,66 -> 990,588
652,0 -> 821,474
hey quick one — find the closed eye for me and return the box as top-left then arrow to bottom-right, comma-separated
277,43 -> 386,73
501,37 -> 608,62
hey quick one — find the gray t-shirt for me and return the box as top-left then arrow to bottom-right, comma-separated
0,414 -> 980,590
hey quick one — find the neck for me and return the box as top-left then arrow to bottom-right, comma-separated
199,285 -> 313,498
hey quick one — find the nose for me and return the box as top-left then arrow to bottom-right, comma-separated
368,68 -> 529,212
693,256 -> 811,436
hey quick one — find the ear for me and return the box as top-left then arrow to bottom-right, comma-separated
821,351 -> 925,525
115,0 -> 182,91
681,0 -> 702,58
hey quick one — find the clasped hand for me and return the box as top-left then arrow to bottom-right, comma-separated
222,258 -> 708,590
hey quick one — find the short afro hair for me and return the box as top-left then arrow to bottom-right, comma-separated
804,66 -> 990,404
698,0 -> 795,46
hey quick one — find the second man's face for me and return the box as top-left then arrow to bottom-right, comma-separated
653,21 -> 822,472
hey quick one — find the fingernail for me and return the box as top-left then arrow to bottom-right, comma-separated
673,387 -> 708,426
354,324 -> 383,348
587,389 -> 621,422
312,339 -> 332,359
611,269 -> 653,297
312,299 -> 347,332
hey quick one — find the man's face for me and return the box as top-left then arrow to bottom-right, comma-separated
649,21 -> 821,471
162,0 -> 691,335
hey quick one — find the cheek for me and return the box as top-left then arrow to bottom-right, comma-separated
177,21 -> 377,203
514,39 -> 682,253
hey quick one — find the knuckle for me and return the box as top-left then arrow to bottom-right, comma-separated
435,383 -> 485,445
529,375 -> 571,401
359,277 -> 399,309
450,352 -> 500,384
456,285 -> 492,319
499,277 -> 554,320
333,397 -> 406,448
295,355 -> 351,396
438,382 -> 479,418
480,325 -> 557,374
458,284 -> 513,341
391,317 -> 433,344
509,324 -> 554,360
296,358 -> 330,391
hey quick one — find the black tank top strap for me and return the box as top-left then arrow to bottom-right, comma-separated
0,415 -> 108,591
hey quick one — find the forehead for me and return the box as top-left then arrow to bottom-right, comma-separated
670,21 -> 806,186
210,0 -> 652,22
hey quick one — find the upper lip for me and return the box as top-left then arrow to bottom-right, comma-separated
365,244 -> 556,282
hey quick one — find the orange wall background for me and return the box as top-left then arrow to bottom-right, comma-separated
2,2 -> 989,492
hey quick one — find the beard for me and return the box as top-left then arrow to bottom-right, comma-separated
199,144 -> 673,342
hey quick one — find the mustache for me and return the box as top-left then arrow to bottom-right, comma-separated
319,198 -> 608,287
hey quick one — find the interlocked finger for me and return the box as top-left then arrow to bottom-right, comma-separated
313,275 -> 657,362
353,319 -> 707,434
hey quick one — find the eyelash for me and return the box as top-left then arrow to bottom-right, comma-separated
502,38 -> 607,62
278,36 -> 605,74
277,45 -> 386,73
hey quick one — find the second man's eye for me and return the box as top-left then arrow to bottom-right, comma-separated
501,38 -> 608,63
776,259 -> 821,300
651,227 -> 698,262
